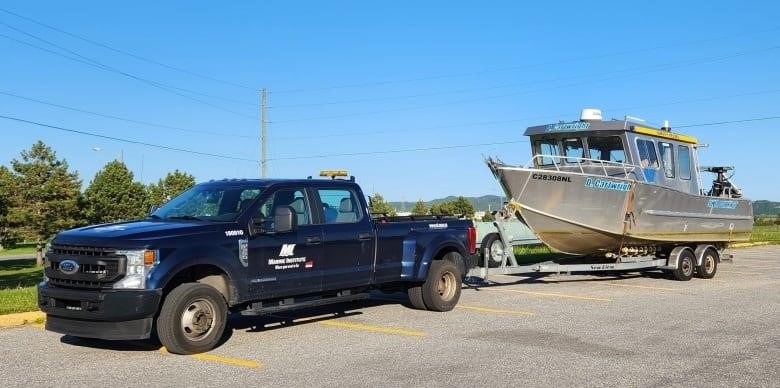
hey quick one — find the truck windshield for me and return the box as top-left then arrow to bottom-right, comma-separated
150,185 -> 266,222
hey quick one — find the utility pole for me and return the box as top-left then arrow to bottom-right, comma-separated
260,88 -> 268,177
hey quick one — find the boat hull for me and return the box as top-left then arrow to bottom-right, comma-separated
490,165 -> 754,255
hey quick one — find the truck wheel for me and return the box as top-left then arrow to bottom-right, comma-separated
696,247 -> 718,279
672,250 -> 696,281
156,283 -> 227,355
482,233 -> 506,268
407,286 -> 427,310
421,259 -> 462,312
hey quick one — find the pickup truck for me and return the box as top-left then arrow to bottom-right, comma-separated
38,177 -> 476,354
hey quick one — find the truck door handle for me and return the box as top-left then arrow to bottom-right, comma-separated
306,236 -> 322,244
358,233 -> 372,240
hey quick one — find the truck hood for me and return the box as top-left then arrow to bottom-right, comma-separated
54,219 -> 229,247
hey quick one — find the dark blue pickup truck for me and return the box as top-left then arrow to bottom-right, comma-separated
38,177 -> 476,354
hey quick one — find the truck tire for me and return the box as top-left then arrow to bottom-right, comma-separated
407,286 -> 427,310
672,249 -> 696,281
421,259 -> 462,312
696,247 -> 718,279
156,282 -> 227,355
482,233 -> 506,268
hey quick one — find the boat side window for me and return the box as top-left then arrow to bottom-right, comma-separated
587,136 -> 625,163
658,142 -> 675,178
636,139 -> 659,168
563,138 -> 584,163
534,138 -> 560,166
678,145 -> 691,180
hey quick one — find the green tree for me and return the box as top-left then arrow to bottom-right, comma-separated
0,166 -> 17,250
429,202 -> 454,216
368,192 -> 395,216
481,211 -> 495,222
84,160 -> 148,223
9,141 -> 81,265
146,169 -> 196,207
411,199 -> 427,215
451,196 -> 475,218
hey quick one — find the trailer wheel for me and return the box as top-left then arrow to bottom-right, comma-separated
156,283 -> 227,355
421,259 -> 462,312
407,285 -> 427,310
482,233 -> 507,268
696,247 -> 718,279
672,250 -> 696,281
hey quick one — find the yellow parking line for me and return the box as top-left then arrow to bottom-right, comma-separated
591,282 -> 679,292
318,320 -> 425,337
456,304 -> 534,316
719,270 -> 762,276
160,347 -> 262,368
485,288 -> 612,302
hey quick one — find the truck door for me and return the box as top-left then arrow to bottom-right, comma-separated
247,186 -> 323,298
316,188 -> 375,290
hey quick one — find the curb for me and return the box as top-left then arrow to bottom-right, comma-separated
729,242 -> 771,248
0,311 -> 45,328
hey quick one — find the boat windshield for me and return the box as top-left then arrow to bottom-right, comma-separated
587,136 -> 625,163
150,184 -> 266,222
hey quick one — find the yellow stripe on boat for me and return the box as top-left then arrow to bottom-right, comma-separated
632,125 -> 697,144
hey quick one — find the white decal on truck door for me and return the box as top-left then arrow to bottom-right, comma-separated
279,244 -> 296,257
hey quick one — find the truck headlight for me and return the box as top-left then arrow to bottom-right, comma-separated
113,249 -> 157,289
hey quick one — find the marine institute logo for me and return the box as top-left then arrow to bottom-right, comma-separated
279,244 -> 296,257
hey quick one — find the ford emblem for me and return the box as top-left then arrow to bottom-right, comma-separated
59,259 -> 80,275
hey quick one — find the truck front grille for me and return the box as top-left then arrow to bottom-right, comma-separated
46,244 -> 126,289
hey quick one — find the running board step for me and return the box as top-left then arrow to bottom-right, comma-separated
240,292 -> 369,316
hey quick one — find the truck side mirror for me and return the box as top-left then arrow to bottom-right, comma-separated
274,206 -> 297,233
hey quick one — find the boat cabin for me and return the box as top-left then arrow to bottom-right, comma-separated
523,109 -> 707,196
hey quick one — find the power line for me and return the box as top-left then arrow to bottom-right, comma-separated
0,28 -> 258,119
676,115 -> 780,128
0,114 -> 259,163
268,114 -> 780,161
270,27 -> 780,94
268,140 -> 529,161
0,90 -> 258,139
0,7 -> 259,91
271,45 -> 780,124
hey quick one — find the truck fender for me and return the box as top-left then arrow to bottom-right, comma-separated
664,246 -> 695,270
147,245 -> 244,304
694,244 -> 719,266
414,235 -> 467,281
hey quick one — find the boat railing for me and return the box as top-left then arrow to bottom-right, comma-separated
527,154 -> 650,182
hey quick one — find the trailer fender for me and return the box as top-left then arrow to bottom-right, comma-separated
694,244 -> 719,266
661,246 -> 695,270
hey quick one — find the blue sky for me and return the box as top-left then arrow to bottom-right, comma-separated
1,1 -> 779,202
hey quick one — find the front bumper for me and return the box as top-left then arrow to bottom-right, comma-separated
38,283 -> 162,340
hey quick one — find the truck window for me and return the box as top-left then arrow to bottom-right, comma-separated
317,188 -> 363,224
658,142 -> 675,178
151,185 -> 266,222
587,136 -> 625,163
256,188 -> 311,225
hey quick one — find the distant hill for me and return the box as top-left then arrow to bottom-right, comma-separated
389,195 -> 504,213
753,200 -> 780,216
389,196 -> 780,215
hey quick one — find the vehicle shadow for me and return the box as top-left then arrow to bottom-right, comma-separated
464,269 -> 671,289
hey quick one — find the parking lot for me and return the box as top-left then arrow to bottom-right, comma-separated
2,245 -> 778,387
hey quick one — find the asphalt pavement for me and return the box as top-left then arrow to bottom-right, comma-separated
1,245 -> 778,387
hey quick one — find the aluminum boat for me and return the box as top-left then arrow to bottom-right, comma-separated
486,109 -> 753,256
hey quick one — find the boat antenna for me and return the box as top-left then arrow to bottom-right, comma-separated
661,120 -> 672,132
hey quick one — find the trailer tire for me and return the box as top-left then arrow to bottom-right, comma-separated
482,233 -> 506,268
156,282 -> 227,355
672,249 -> 696,281
696,247 -> 718,279
421,259 -> 462,312
407,285 -> 427,310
